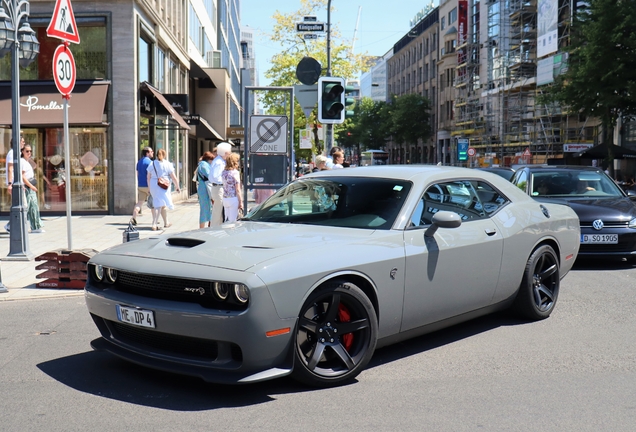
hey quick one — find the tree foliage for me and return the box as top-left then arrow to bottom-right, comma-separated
258,0 -> 373,157
343,94 -> 432,162
541,0 -> 636,148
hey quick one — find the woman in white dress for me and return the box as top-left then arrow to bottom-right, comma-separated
221,153 -> 243,222
147,148 -> 180,231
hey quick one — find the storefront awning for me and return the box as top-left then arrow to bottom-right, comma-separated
0,81 -> 109,125
575,143 -> 636,159
197,116 -> 224,140
140,82 -> 190,130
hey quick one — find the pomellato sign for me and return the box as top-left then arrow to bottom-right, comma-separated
0,82 -> 110,125
21,95 -> 66,112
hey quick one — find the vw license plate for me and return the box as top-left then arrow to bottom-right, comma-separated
580,234 -> 618,244
116,305 -> 156,328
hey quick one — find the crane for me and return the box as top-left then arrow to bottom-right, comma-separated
350,6 -> 362,57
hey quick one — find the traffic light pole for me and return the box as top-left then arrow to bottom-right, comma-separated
325,0 -> 334,154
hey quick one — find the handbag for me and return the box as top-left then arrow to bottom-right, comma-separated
197,165 -> 215,199
154,161 -> 170,190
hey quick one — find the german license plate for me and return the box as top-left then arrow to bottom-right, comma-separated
580,234 -> 618,244
116,305 -> 155,328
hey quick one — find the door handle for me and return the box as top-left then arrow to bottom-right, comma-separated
485,228 -> 497,236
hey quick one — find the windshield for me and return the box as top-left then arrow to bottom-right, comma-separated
245,177 -> 412,229
530,170 -> 624,198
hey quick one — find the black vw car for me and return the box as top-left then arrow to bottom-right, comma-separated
511,165 -> 636,261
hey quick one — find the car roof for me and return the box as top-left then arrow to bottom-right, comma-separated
516,165 -> 603,172
303,165 -> 485,181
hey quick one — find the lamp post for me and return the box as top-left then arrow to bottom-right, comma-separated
0,0 -> 39,261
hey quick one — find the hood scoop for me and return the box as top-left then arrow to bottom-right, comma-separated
166,237 -> 206,248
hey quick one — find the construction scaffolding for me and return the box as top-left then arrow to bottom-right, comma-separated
454,0 -> 595,167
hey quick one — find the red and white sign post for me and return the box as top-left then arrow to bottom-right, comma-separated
48,0 -> 80,249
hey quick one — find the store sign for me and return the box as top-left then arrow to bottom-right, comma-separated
157,94 -> 189,115
0,82 -> 109,125
564,144 -> 593,152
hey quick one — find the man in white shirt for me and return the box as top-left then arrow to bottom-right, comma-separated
4,136 -> 25,232
210,142 -> 233,226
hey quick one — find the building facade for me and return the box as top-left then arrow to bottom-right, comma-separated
0,0 -> 243,215
386,6 -> 439,165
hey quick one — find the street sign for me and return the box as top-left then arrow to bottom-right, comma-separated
523,148 -> 532,157
47,0 -> 81,44
52,44 -> 76,97
467,147 -> 476,157
303,16 -> 317,22
457,138 -> 469,161
296,22 -> 325,32
293,84 -> 318,119
304,34 -> 319,40
295,57 -> 322,85
299,129 -> 313,149
249,115 -> 288,154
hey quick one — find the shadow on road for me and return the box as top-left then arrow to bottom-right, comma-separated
37,351 -> 304,410
571,257 -> 635,271
368,312 -> 528,369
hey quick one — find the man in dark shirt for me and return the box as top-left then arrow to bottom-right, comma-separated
131,146 -> 153,225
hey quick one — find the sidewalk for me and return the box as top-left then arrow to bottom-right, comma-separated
0,197 -> 200,301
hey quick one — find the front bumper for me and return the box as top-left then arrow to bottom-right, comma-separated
577,226 -> 636,257
85,283 -> 297,384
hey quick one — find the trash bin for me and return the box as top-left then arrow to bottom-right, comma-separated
123,221 -> 139,243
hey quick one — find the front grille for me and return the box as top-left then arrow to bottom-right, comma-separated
580,221 -> 629,228
102,271 -> 246,311
111,321 -> 220,361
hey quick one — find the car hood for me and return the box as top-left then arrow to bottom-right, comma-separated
537,196 -> 636,222
98,222 -> 375,271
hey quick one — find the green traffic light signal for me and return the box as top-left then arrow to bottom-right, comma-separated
318,77 -> 346,124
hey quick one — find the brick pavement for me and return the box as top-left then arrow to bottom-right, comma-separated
0,197 -> 201,301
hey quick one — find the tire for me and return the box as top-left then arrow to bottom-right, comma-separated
292,281 -> 378,387
513,244 -> 560,320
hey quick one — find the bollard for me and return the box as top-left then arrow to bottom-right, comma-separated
123,221 -> 139,243
0,263 -> 7,293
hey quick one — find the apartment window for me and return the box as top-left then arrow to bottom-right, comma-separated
441,16 -> 446,30
449,7 -> 457,25
418,67 -> 422,84
424,63 -> 429,81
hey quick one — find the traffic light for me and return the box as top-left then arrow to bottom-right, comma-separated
318,76 -> 345,124
344,83 -> 356,119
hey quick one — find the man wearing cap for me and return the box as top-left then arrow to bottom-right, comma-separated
209,142 -> 232,226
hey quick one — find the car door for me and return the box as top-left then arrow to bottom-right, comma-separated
401,179 -> 506,331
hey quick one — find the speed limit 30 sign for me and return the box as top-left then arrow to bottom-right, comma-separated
53,44 -> 76,97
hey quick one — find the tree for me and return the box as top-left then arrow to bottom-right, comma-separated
258,0 -> 373,158
386,93 -> 433,163
541,0 -> 636,163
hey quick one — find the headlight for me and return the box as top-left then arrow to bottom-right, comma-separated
93,264 -> 104,281
106,268 -> 118,283
234,284 -> 249,304
213,282 -> 229,300
629,218 -> 636,228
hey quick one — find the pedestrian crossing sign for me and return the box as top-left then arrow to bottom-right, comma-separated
46,0 -> 81,44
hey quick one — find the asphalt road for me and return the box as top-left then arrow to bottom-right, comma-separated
1,260 -> 635,432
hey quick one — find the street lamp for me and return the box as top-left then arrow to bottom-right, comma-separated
0,0 -> 39,261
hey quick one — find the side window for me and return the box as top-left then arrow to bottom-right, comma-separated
473,181 -> 509,214
410,180 -> 485,227
512,170 -> 528,193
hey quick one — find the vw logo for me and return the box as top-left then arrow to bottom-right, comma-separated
592,219 -> 604,231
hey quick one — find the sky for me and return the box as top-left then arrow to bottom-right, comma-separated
240,0 -> 439,85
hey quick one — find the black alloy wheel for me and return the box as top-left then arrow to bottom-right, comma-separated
513,244 -> 560,320
292,281 -> 378,387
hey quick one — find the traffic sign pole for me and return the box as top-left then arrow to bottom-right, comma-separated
53,42 -> 76,249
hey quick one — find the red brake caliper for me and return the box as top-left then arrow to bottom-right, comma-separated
338,304 -> 354,351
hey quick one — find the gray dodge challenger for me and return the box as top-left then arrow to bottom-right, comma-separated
85,166 -> 580,387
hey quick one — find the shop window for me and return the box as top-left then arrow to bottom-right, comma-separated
0,21 -> 107,81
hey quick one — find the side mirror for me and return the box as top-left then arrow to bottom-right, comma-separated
626,189 -> 636,197
425,211 -> 462,237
